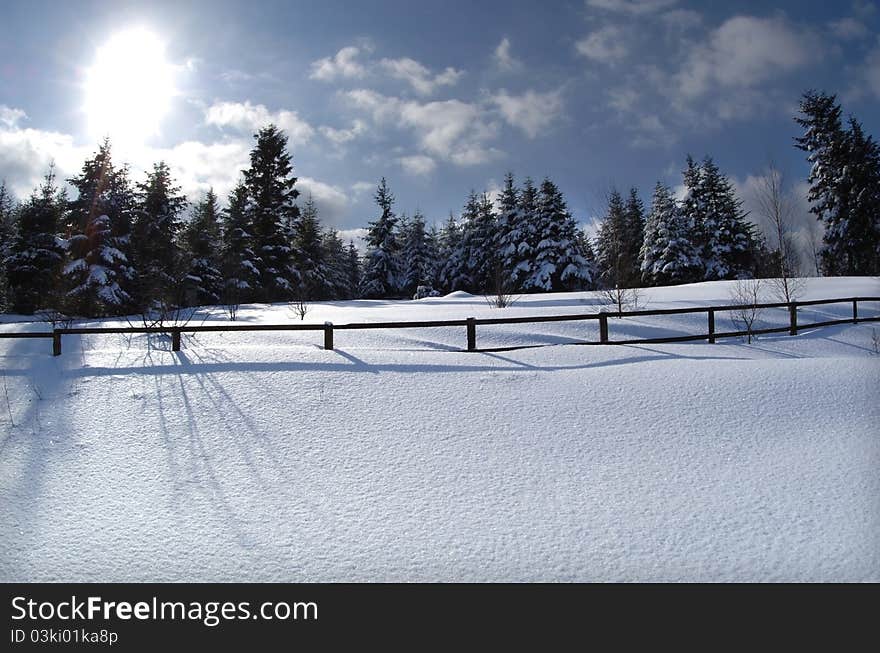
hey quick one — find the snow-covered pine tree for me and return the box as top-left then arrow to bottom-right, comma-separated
840,117 -> 880,275
291,195 -> 327,300
319,229 -> 350,300
525,178 -> 592,291
494,172 -> 532,292
623,188 -> 646,286
65,140 -> 137,316
437,213 -> 467,292
796,92 -> 880,275
516,177 -> 540,287
680,156 -> 754,280
220,180 -> 260,310
360,178 -> 400,298
698,157 -> 754,279
0,181 -> 19,311
399,210 -> 437,297
458,191 -> 497,294
345,240 -> 361,299
132,161 -> 187,316
243,124 -> 300,302
5,168 -> 66,315
182,188 -> 223,306
640,182 -> 701,286
595,189 -> 629,290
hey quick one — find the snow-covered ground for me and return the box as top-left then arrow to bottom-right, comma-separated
1,277 -> 878,581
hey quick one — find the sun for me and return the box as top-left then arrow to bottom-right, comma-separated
84,28 -> 176,147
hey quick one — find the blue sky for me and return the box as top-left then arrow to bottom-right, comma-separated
1,0 -> 878,238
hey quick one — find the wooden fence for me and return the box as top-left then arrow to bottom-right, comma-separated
0,296 -> 878,356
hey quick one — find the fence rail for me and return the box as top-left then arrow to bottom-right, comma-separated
0,296 -> 877,356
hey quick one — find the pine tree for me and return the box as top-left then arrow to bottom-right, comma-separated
292,195 -> 326,299
698,158 -> 754,279
459,191 -> 497,293
437,213 -> 467,292
515,177 -> 540,288
640,182 -> 701,286
841,117 -> 880,274
65,140 -> 137,316
526,178 -> 592,291
595,189 -> 630,290
132,161 -> 187,315
680,156 -> 754,280
220,180 -> 260,309
399,210 -> 437,296
494,172 -> 531,292
345,240 -> 361,298
0,181 -> 17,311
244,124 -> 300,302
320,229 -> 351,299
794,91 -> 880,275
182,188 -> 223,306
360,178 -> 400,298
623,188 -> 646,286
5,168 -> 66,314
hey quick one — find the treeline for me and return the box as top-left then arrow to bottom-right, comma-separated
0,125 -> 361,318
0,90 -> 877,318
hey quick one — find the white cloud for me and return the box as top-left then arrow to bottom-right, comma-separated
296,176 -> 350,225
150,140 -> 252,201
379,57 -> 464,96
309,46 -> 368,81
350,181 -> 375,196
828,16 -> 870,40
336,228 -> 368,252
491,89 -> 565,138
398,154 -> 436,176
607,87 -> 638,112
0,105 -> 27,128
863,42 -> 880,99
204,101 -> 314,145
586,0 -> 678,15
345,89 -> 500,166
319,119 -> 368,145
675,16 -> 812,99
575,26 -> 628,64
493,38 -> 523,72
0,122 -> 88,198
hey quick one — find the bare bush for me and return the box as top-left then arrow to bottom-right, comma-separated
600,285 -> 643,316
34,307 -> 73,330
485,268 -> 519,309
289,297 -> 310,321
729,278 -> 765,344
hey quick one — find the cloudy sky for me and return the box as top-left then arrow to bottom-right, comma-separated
1,0 -> 878,235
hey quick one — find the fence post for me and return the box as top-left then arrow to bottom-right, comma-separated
52,330 -> 61,356
324,322 -> 334,350
789,302 -> 798,336
599,313 -> 609,344
707,309 -> 715,344
172,328 -> 181,351
853,299 -> 858,323
466,317 -> 476,351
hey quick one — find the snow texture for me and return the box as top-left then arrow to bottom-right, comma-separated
1,277 -> 878,581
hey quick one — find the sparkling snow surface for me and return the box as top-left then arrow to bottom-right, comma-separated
1,278 -> 878,581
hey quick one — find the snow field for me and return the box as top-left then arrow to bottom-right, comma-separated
1,277 -> 878,581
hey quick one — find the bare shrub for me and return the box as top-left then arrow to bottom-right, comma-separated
600,285 -> 642,316
485,268 -> 519,309
729,278 -> 765,344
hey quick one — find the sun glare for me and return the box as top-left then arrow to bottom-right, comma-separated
84,28 -> 176,147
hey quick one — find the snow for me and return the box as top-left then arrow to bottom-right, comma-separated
1,277 -> 878,581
